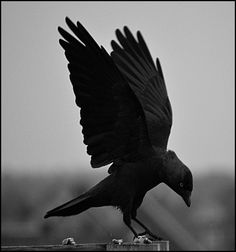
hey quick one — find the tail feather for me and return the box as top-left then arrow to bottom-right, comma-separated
44,193 -> 92,218
44,174 -> 114,219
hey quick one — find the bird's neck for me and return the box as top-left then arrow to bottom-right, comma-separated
150,148 -> 169,183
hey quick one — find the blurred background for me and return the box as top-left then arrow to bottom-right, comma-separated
1,1 -> 235,250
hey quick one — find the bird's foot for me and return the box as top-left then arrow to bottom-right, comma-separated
137,230 -> 163,241
133,235 -> 152,244
112,239 -> 123,245
62,237 -> 76,245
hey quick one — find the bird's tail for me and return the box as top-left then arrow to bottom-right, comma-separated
44,193 -> 93,218
44,174 -> 114,218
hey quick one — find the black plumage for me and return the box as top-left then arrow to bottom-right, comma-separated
44,17 -> 193,240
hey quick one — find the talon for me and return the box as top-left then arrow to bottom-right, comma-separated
133,235 -> 151,244
112,239 -> 123,245
62,237 -> 76,245
144,237 -> 152,244
133,235 -> 139,241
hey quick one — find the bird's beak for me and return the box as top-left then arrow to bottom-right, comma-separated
182,191 -> 191,207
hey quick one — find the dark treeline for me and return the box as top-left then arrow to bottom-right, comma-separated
1,168 -> 235,250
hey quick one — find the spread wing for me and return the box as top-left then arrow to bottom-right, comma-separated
111,27 -> 172,150
58,18 -> 153,168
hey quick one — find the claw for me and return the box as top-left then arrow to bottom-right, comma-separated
62,237 -> 76,245
112,239 -> 123,245
133,235 -> 152,244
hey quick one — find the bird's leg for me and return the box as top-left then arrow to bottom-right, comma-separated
123,213 -> 139,238
126,223 -> 139,238
132,217 -> 162,240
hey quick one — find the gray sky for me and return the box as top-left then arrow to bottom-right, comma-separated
2,2 -> 235,176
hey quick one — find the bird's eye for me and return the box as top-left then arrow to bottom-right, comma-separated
179,182 -> 184,188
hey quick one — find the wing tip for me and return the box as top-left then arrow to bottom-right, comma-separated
58,26 -> 63,33
65,16 -> 70,22
123,26 -> 129,33
136,30 -> 142,40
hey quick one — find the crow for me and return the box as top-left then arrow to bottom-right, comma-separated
44,17 -> 193,240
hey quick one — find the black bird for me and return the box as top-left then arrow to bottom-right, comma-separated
44,17 -> 193,240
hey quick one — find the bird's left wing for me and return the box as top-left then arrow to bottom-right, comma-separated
58,18 -> 152,168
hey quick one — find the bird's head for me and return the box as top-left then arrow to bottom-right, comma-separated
161,150 -> 193,207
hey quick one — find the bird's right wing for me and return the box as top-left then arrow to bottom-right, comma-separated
111,27 -> 173,150
58,18 -> 152,168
